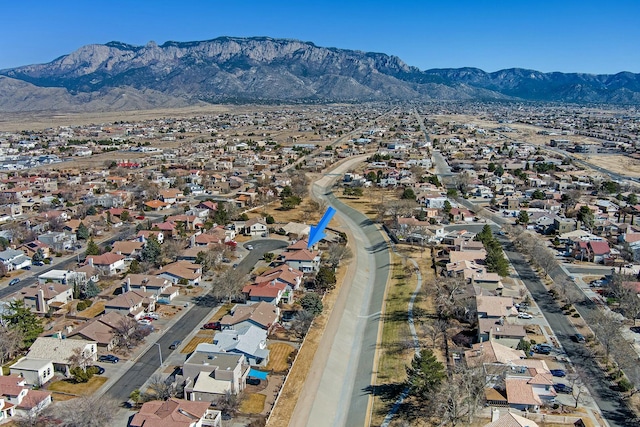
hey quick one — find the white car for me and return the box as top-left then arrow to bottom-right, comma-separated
138,319 -> 151,325
246,245 -> 254,250
146,313 -> 159,320
518,313 -> 533,319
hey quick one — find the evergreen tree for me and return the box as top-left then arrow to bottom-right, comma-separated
300,293 -> 323,317
401,188 -> 416,200
76,222 -> 90,240
140,235 -> 162,266
406,349 -> 446,399
2,300 -> 44,347
517,210 -> 530,225
32,248 -> 45,263
314,266 -> 337,293
85,238 -> 101,256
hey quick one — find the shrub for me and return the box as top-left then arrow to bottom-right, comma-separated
76,301 -> 88,311
572,313 -> 580,318
618,378 -> 633,392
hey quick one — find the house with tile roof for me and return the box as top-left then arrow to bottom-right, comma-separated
19,283 -> 73,314
68,311 -> 130,350
282,248 -> 321,273
104,290 -> 155,319
85,252 -> 126,275
130,398 -> 221,427
111,240 -> 144,258
158,261 -> 202,285
483,409 -> 540,427
0,375 -> 52,419
242,280 -> 290,305
255,265 -> 304,290
220,301 -> 279,332
464,341 -> 525,367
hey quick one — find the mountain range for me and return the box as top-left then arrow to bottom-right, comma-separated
1,36 -> 639,113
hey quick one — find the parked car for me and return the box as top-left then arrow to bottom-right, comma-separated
33,261 -> 45,266
146,313 -> 159,320
138,319 -> 151,325
8,278 -> 20,286
222,258 -> 231,263
169,340 -> 182,350
550,369 -> 566,377
518,312 -> 533,319
98,355 -> 119,364
246,245 -> 254,250
554,383 -> 573,393
203,322 -> 221,330
89,365 -> 105,375
574,333 -> 586,343
22,266 -> 31,270
247,378 -> 261,386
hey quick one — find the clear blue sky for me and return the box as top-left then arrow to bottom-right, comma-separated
1,0 -> 638,74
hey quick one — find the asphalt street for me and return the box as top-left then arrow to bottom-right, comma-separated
498,237 -> 639,427
104,238 -> 287,403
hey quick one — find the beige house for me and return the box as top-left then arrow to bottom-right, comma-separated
26,337 -> 97,376
183,349 -> 249,404
130,398 -> 221,427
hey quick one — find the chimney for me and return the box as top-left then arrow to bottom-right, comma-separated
126,277 -> 131,292
36,289 -> 46,313
88,257 -> 94,267
141,285 -> 146,293
491,408 -> 500,422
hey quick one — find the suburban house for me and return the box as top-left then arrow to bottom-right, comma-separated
20,283 -> 74,314
483,409 -> 540,427
37,270 -> 86,286
26,337 -> 97,376
68,311 -> 131,350
158,261 -> 202,285
254,265 -> 304,290
85,253 -> 126,276
9,358 -> 55,386
243,217 -> 268,236
122,274 -> 176,298
130,398 -> 221,427
37,231 -> 77,252
137,230 -> 165,244
220,302 -> 279,332
0,248 -> 31,271
0,375 -> 52,419
104,290 -> 155,318
111,240 -> 144,259
183,349 -> 250,403
208,324 -> 270,366
282,249 -> 321,273
464,341 -> 525,367
19,240 -> 51,259
241,280 -> 291,305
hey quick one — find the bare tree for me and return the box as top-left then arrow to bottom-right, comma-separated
592,310 -> 624,360
567,374 -> 588,408
532,242 -> 557,278
161,239 -> 185,263
0,325 -> 23,364
145,374 -> 179,401
325,243 -> 353,268
66,347 -> 94,370
290,310 -> 314,339
50,394 -> 119,427
218,390 -> 240,418
113,317 -> 139,350
210,268 -> 248,303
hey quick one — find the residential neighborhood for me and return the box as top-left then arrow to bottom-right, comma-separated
1,103 -> 640,426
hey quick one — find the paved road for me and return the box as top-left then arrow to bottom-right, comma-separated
104,238 -> 287,403
290,156 -> 390,427
497,236 -> 639,427
105,302 -> 215,403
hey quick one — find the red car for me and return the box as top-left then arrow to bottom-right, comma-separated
203,322 -> 221,330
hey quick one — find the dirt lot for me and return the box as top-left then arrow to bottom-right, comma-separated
574,153 -> 640,177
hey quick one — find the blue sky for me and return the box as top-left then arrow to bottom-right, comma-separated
1,0 -> 638,74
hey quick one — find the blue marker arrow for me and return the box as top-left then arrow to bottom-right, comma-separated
308,206 -> 336,249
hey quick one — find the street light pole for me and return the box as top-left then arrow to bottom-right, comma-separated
154,343 -> 163,366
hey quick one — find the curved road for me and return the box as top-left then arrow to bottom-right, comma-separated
289,156 -> 390,427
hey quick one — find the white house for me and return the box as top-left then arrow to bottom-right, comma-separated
9,358 -> 54,386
